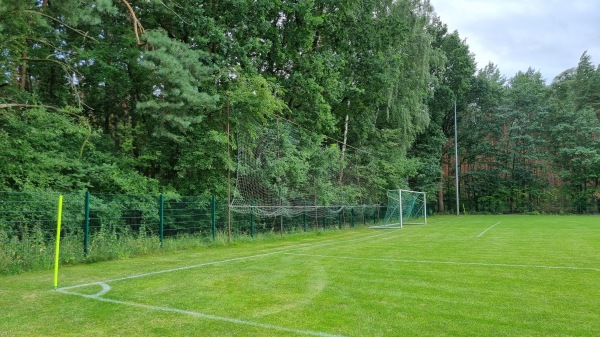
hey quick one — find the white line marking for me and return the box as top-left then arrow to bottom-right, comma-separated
477,221 -> 501,237
54,289 -> 346,337
56,282 -> 112,296
52,230 -> 397,336
95,282 -> 111,297
282,253 -> 600,272
52,226 -> 596,336
57,252 -> 283,290
58,231 -> 395,291
428,216 -> 465,225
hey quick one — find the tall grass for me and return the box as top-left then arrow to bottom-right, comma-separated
0,223 -> 345,275
0,227 -> 162,275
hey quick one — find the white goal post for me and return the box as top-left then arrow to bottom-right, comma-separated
371,189 -> 427,229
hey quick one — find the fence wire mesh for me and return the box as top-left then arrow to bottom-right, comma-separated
0,191 -> 386,274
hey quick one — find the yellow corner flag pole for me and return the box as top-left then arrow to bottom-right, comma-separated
53,194 -> 63,290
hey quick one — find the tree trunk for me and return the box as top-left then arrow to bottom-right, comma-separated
19,53 -> 27,90
594,178 -> 600,213
338,114 -> 349,185
437,170 -> 444,212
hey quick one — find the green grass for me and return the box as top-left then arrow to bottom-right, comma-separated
1,215 -> 599,336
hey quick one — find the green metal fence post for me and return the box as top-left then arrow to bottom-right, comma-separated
362,206 -> 365,225
372,206 -> 375,224
211,196 -> 216,240
159,194 -> 164,247
351,208 -> 355,228
83,191 -> 90,256
374,206 -> 378,224
250,205 -> 255,238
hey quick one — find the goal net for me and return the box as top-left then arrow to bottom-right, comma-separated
230,120 -> 347,220
372,189 -> 427,229
230,118 -> 383,232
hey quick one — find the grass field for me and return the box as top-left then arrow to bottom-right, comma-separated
1,215 -> 599,336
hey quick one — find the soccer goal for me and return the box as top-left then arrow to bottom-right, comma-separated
371,189 -> 427,229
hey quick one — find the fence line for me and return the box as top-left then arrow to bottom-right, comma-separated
0,191 -> 386,274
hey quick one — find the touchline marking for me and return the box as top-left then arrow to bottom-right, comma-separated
427,216 -> 465,225
282,253 -> 600,272
57,231 -> 395,292
476,221 -> 501,237
55,289 -> 346,337
56,251 -> 283,291
286,231 -> 397,252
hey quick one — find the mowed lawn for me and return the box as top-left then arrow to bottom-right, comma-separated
1,215 -> 599,337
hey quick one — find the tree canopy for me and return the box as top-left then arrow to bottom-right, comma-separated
1,1 -> 598,213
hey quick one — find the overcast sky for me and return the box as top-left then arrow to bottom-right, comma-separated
428,0 -> 600,83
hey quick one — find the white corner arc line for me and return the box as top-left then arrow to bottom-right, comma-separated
477,221 -> 501,237
54,290 -> 346,337
94,282 -> 112,297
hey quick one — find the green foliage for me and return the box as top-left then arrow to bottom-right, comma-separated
499,69 -> 550,212
410,21 -> 476,210
408,123 -> 446,195
1,1 -> 598,214
0,107 -> 86,190
1,0 -> 439,203
137,30 -> 219,141
0,107 -> 157,193
454,54 -> 600,214
544,53 -> 600,212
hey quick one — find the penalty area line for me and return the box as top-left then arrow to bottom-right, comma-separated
476,221 -> 501,237
55,290 -> 347,337
282,252 -> 600,272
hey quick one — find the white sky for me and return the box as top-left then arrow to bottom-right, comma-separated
428,0 -> 600,83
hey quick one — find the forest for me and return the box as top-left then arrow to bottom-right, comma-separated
1,0 -> 599,214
